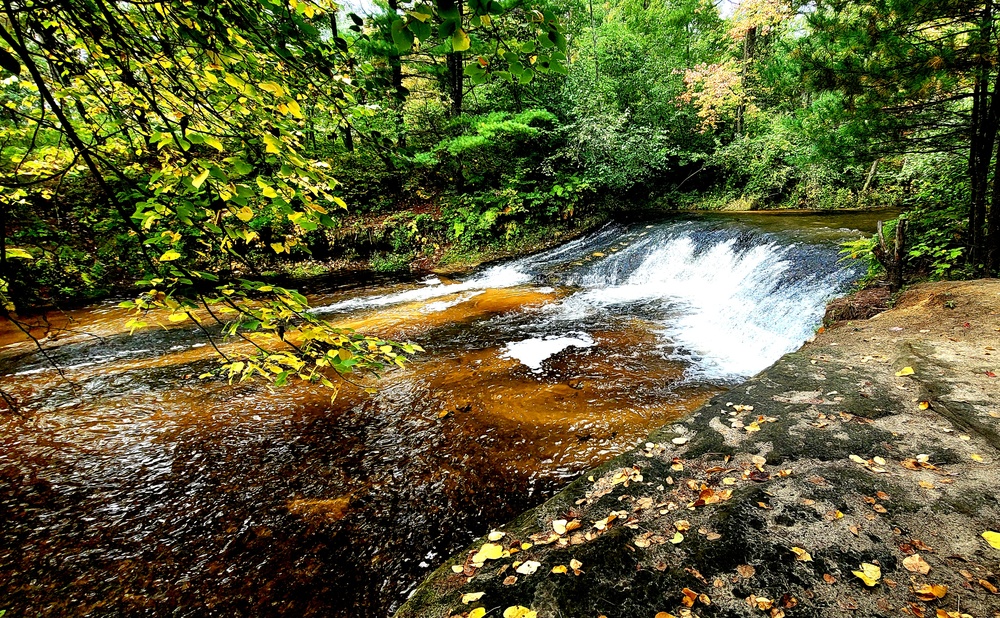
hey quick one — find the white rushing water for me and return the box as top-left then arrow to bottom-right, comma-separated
314,219 -> 858,384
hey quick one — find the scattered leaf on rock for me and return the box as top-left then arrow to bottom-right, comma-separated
852,562 -> 881,587
896,366 -> 915,377
790,547 -> 812,562
502,575 -> 517,586
488,530 -> 505,541
670,532 -> 684,544
737,564 -> 756,578
552,519 -> 567,535
503,606 -> 537,618
471,543 -> 504,563
462,592 -> 485,604
983,530 -> 1000,549
913,583 -> 947,601
903,554 -> 931,575
551,565 -> 568,574
979,579 -> 999,594
515,561 -> 540,575
469,608 -> 486,618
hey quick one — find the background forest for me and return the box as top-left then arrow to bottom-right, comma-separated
3,0 -> 1000,384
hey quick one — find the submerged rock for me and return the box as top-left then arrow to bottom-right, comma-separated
396,280 -> 1000,618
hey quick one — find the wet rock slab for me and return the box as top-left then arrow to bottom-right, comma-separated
396,281 -> 1000,618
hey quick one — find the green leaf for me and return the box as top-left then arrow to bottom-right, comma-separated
159,250 -> 181,262
391,19 -> 414,52
263,134 -> 282,154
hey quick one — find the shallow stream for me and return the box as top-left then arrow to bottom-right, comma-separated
0,212 -> 888,616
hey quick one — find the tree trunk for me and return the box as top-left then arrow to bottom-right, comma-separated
447,51 -> 463,117
873,219 -> 906,293
861,158 -> 879,195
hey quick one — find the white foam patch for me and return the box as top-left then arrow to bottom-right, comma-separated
314,265 -> 532,314
501,333 -> 595,372
421,291 -> 485,313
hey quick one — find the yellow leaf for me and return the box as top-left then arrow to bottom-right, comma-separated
259,81 -> 285,97
503,607 -> 536,618
462,592 -> 485,604
167,313 -> 188,322
270,242 -> 285,254
263,134 -> 281,154
469,609 -> 486,618
4,247 -> 33,260
286,98 -> 303,118
552,519 -> 567,535
487,530 -> 505,541
852,562 -> 881,586
983,530 -> 1000,549
451,28 -> 470,51
895,366 -> 914,377
918,400 -> 930,410
262,186 -> 278,199
569,558 -> 583,571
791,547 -> 812,562
971,453 -> 985,462
670,532 -> 684,544
551,565 -> 568,574
471,542 -> 504,562
159,250 -> 181,262
191,168 -> 210,189
236,206 -> 254,222
202,135 -> 224,151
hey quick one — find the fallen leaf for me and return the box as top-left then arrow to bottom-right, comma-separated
672,436 -> 689,445
823,573 -> 836,584
654,613 -> 676,618
903,554 -> 931,575
503,606 -> 536,618
670,532 -> 684,544
515,561 -> 540,575
979,579 -> 999,594
791,547 -> 812,561
451,565 -> 464,573
896,366 -> 915,377
737,564 -> 755,578
919,480 -> 935,489
551,565 -> 568,574
912,583 -> 947,601
971,453 -> 985,462
852,562 -> 881,586
983,530 -> 1000,549
674,520 -> 691,531
471,543 -> 504,563
462,592 -> 485,604
680,588 -> 698,607
469,608 -> 486,618
488,530 -> 505,541
569,558 -> 583,574
502,575 -> 517,585
552,519 -> 567,535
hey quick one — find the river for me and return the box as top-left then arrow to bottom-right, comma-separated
0,211 -> 887,616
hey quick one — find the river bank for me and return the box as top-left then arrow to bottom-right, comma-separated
396,279 -> 1000,618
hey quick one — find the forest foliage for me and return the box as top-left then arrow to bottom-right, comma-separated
3,0 -> 1000,386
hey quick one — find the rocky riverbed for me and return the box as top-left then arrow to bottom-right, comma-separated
396,280 -> 1000,618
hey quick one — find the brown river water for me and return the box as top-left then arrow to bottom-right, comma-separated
0,212 -> 890,616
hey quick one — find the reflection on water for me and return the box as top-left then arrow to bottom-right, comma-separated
0,213 -> 873,616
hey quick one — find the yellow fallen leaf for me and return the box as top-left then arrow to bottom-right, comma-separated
552,519 -> 568,535
913,583 -> 947,601
515,560 -> 540,575
790,546 -> 812,562
654,613 -> 677,618
469,608 -> 486,618
462,592 -> 485,604
471,542 -> 504,562
503,606 -> 537,618
983,530 -> 1000,549
670,532 -> 684,544
551,565 -> 568,574
488,530 -> 505,541
674,520 -> 691,531
569,558 -> 583,571
896,366 -> 915,377
919,480 -> 935,489
971,453 -> 985,462
919,400 -> 930,410
451,565 -> 463,573
852,562 -> 881,586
